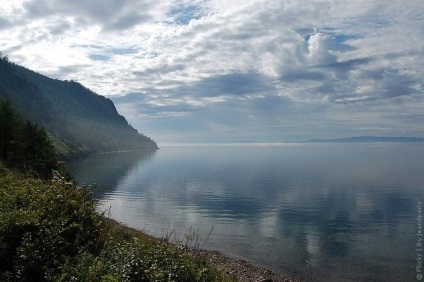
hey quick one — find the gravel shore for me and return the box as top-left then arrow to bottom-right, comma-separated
192,250 -> 298,282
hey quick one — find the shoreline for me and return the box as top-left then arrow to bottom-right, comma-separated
106,217 -> 297,282
195,250 -> 298,282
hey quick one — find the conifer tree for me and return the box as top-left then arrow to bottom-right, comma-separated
0,100 -> 57,179
0,99 -> 21,162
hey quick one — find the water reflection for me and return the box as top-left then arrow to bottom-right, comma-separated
69,144 -> 424,281
67,150 -> 156,197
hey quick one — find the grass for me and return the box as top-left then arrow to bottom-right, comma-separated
0,164 -> 236,281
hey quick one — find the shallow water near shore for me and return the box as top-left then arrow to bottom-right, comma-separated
68,143 -> 424,281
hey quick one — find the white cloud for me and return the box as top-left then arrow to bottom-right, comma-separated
308,33 -> 337,64
1,0 -> 423,143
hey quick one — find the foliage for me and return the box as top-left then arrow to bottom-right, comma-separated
0,165 -> 102,281
0,55 -> 158,160
0,100 -> 57,179
58,226 -> 220,282
0,100 -> 20,161
0,165 -> 234,282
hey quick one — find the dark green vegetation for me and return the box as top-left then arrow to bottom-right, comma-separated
0,164 -> 234,281
0,53 -> 158,160
0,100 -> 57,179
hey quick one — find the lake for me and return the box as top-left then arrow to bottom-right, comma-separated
68,143 -> 424,281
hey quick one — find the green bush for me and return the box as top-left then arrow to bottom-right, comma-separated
0,166 -> 103,281
0,165 -> 233,281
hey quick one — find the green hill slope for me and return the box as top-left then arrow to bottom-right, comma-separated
0,56 -> 158,159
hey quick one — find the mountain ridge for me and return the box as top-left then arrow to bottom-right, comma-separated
0,55 -> 158,159
306,136 -> 424,143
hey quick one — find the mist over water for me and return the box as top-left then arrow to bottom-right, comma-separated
69,143 -> 424,281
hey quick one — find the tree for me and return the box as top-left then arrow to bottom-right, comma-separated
0,99 -> 21,162
22,120 -> 57,179
34,125 -> 57,179
0,51 -> 8,62
22,120 -> 37,169
0,100 -> 57,179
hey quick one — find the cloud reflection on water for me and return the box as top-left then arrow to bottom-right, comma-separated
70,144 -> 424,281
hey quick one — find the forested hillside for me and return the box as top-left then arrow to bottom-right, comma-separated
0,100 -> 58,179
0,54 -> 158,159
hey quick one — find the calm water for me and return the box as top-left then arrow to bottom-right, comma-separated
68,143 -> 424,281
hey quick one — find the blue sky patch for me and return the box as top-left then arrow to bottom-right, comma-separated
89,54 -> 109,61
110,48 -> 137,55
333,35 -> 356,43
169,4 -> 203,25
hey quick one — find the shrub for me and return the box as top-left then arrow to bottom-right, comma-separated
0,165 -> 103,281
0,165 -> 233,281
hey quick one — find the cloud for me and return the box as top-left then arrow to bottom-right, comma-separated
280,70 -> 325,82
21,0 -> 162,31
1,0 -> 424,143
307,33 -> 337,64
186,72 -> 275,97
0,17 -> 11,30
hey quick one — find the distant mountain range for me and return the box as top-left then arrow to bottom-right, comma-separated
0,56 -> 158,159
306,136 -> 424,143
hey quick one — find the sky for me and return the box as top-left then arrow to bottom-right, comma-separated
1,0 -> 423,144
